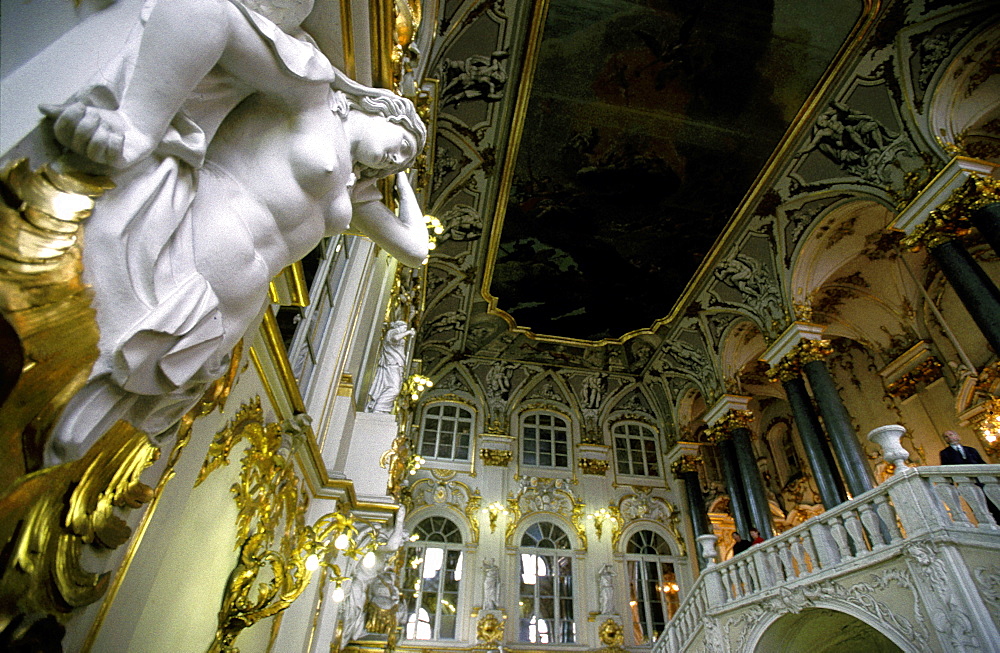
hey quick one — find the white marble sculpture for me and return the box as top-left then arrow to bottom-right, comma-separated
598,564 -> 616,614
342,505 -> 408,643
482,558 -> 500,610
40,0 -> 428,465
365,320 -> 416,413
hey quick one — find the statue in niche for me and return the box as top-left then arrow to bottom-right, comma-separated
39,0 -> 428,464
482,558 -> 500,610
598,564 -> 616,614
366,320 -> 416,413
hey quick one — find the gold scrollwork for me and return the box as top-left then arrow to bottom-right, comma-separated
766,356 -> 801,383
210,400 -> 318,653
0,422 -> 158,626
571,499 -> 588,551
480,448 -> 513,466
578,458 -> 610,475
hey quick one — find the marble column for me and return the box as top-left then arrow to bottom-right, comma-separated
770,360 -> 846,508
798,341 -> 875,498
971,202 -> 1000,258
730,427 -> 774,539
717,438 -> 751,538
674,458 -> 710,539
927,238 -> 1000,353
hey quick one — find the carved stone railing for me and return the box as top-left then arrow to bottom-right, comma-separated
653,465 -> 1000,653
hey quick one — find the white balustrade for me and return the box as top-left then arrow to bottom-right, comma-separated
652,465 -> 1000,653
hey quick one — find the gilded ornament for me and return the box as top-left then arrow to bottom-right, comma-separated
0,421 -> 157,626
578,458 -> 610,475
476,612 -> 506,645
792,302 -> 814,322
480,448 -> 513,466
766,356 -> 802,383
598,618 -> 626,651
795,338 -> 834,364
670,455 -> 702,477
886,358 -> 944,400
210,402 -> 357,653
901,174 -> 999,250
0,159 -> 111,484
196,392 -> 265,486
704,409 -> 754,442
571,498 -> 588,550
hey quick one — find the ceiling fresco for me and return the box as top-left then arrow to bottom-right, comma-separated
488,0 -> 862,341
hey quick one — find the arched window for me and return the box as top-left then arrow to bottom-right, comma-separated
402,516 -> 464,640
521,412 -> 570,468
626,530 -> 679,644
612,422 -> 661,476
519,522 -> 574,644
419,403 -> 474,461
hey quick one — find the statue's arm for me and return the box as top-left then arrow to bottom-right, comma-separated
44,0 -> 236,168
350,173 -> 429,268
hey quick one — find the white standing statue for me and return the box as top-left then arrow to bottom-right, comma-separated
598,564 -> 616,614
40,0 -> 429,465
482,558 -> 500,610
365,320 -> 416,413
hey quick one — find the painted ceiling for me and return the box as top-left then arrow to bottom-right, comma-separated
487,0 -> 862,341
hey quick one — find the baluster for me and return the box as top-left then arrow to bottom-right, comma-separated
809,520 -> 841,567
753,548 -> 774,588
932,477 -> 972,526
778,541 -> 796,579
790,535 -> 808,575
981,477 -> 1000,509
830,518 -> 853,559
746,552 -> 762,591
801,529 -> 820,574
872,494 -> 903,542
857,501 -> 885,549
954,476 -> 998,528
738,560 -> 754,596
843,510 -> 868,555
767,547 -> 787,583
720,565 -> 735,599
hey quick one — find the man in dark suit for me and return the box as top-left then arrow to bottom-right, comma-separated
940,430 -> 987,465
732,532 -> 751,556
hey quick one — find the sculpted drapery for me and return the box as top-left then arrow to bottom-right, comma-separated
42,0 -> 428,464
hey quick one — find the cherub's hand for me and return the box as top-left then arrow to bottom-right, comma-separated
41,102 -> 157,169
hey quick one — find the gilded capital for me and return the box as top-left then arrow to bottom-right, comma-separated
705,409 -> 754,442
794,338 -> 833,364
902,175 -> 999,250
670,455 -> 702,477
766,356 -> 802,383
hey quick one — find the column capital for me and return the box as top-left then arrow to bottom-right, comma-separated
670,454 -> 702,478
705,410 -> 754,442
893,157 -> 999,250
794,338 -> 834,364
766,356 -> 802,383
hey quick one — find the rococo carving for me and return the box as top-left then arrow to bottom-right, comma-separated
480,448 -> 514,466
579,458 -> 610,475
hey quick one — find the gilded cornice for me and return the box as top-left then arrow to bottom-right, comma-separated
902,175 -> 1000,250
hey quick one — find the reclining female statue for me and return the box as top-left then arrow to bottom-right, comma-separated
41,0 -> 429,465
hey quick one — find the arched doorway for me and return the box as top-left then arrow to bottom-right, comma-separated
754,608 -> 904,652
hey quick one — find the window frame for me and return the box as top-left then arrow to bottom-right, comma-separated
611,421 -> 662,478
520,410 -> 572,470
517,521 -> 576,645
624,529 -> 682,645
401,516 -> 465,642
418,401 -> 476,463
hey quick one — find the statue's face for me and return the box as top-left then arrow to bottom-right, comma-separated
241,0 -> 314,31
355,117 -> 417,172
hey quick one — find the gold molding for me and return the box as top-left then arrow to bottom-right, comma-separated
670,455 -> 702,478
